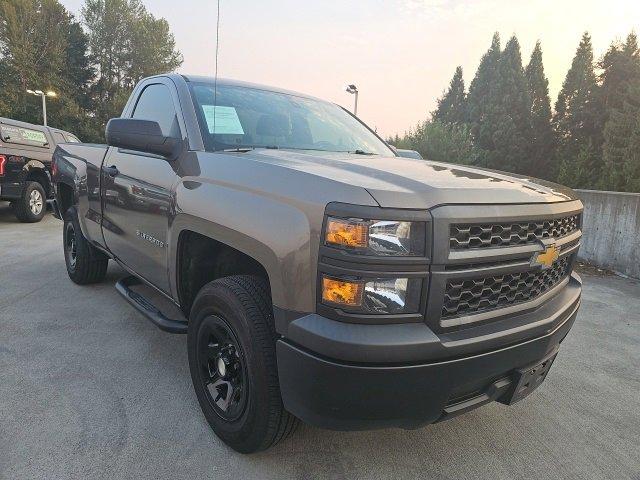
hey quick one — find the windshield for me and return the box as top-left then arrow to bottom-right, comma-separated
189,82 -> 394,156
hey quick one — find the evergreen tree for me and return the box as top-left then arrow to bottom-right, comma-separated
556,140 -> 600,190
600,32 -> 640,190
395,30 -> 640,191
625,83 -> 640,192
491,35 -> 532,173
525,41 -> 555,177
602,77 -> 640,191
467,34 -> 532,173
65,21 -> 94,107
432,66 -> 467,125
554,32 -> 603,188
599,33 -> 639,114
467,32 -> 502,167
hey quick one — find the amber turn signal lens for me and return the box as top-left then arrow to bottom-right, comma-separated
325,217 -> 368,248
321,276 -> 364,307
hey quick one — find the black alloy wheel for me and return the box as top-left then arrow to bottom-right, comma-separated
65,221 -> 78,270
196,315 -> 249,421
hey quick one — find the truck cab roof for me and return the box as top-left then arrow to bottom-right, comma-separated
180,74 -> 329,104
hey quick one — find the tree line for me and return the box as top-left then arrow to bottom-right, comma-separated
0,0 -> 182,142
389,32 -> 640,192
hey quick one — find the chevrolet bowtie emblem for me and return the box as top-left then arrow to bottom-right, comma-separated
531,244 -> 559,270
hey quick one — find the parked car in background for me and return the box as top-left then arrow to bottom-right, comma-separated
396,148 -> 423,159
0,117 -> 80,222
52,74 -> 583,453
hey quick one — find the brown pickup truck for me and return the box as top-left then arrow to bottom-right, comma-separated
52,74 -> 583,453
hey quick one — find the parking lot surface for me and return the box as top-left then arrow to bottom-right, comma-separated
1,203 -> 639,480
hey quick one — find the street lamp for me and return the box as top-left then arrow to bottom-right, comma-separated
26,89 -> 57,126
345,84 -> 358,116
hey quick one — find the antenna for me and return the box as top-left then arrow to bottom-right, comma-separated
213,0 -> 221,138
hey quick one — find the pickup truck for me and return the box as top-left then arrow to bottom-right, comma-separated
52,74 -> 583,453
1,117 -> 80,222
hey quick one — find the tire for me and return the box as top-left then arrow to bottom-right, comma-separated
63,206 -> 109,284
13,181 -> 46,223
188,275 -> 298,453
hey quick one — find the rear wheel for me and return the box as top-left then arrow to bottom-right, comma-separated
13,181 -> 46,223
63,206 -> 109,284
188,275 -> 298,453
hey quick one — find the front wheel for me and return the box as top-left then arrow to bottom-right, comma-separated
63,207 -> 109,284
187,275 -> 298,453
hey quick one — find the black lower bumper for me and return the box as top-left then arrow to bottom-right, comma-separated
277,293 -> 580,431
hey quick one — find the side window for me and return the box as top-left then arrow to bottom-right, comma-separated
0,125 -> 49,147
53,132 -> 66,144
65,134 -> 81,143
132,84 -> 180,138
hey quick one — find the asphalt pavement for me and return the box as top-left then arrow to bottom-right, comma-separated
1,202 -> 639,480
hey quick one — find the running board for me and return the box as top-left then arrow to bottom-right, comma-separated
115,276 -> 188,334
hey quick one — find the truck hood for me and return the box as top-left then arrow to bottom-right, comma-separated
238,149 -> 578,208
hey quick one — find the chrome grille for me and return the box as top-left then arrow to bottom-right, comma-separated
442,256 -> 572,319
450,214 -> 580,250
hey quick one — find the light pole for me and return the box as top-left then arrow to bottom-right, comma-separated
26,89 -> 57,126
345,84 -> 358,116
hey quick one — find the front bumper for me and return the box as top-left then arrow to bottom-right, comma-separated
277,273 -> 581,430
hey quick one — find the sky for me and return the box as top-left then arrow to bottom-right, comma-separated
59,0 -> 640,137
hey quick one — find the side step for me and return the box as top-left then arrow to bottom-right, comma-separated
115,276 -> 188,334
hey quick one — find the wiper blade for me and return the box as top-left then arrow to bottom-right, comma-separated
221,147 -> 254,153
348,149 -> 376,155
221,145 -> 279,153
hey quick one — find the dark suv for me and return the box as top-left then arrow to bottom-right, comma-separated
0,117 -> 80,222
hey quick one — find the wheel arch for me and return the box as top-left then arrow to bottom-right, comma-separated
57,181 -> 76,216
52,146 -> 92,239
171,219 -> 281,317
24,162 -> 52,196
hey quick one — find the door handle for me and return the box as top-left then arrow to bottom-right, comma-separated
105,165 -> 119,177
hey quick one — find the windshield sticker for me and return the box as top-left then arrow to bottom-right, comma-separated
202,105 -> 244,135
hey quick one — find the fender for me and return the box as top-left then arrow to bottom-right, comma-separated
24,159 -> 49,171
165,149 -> 379,314
51,146 -> 92,240
23,159 -> 52,189
169,180 -> 317,313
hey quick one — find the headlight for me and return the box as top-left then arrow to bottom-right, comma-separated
324,216 -> 426,256
321,274 -> 422,314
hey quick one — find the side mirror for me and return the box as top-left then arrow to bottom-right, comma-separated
105,118 -> 180,159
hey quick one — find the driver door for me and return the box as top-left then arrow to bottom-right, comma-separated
101,81 -> 182,294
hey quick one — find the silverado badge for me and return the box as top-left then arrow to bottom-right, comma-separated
136,230 -> 165,248
531,244 -> 559,270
